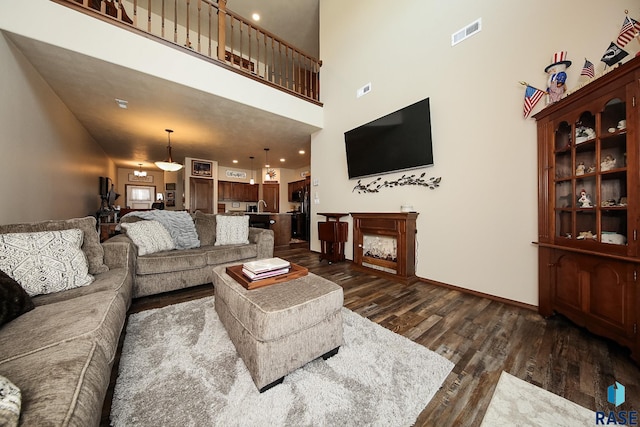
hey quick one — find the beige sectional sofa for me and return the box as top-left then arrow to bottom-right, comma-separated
0,216 -> 134,426
109,210 -> 275,298
0,211 -> 274,426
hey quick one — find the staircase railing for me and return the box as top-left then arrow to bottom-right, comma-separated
55,0 -> 322,103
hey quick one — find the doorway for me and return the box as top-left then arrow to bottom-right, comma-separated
190,177 -> 214,213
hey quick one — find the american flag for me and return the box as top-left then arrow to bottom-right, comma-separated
523,85 -> 545,118
616,16 -> 640,47
581,59 -> 595,78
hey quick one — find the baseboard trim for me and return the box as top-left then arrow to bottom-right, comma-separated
309,250 -> 538,312
415,276 -> 538,312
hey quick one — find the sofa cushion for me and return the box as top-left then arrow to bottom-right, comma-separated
215,215 -> 249,246
0,290 -> 127,365
0,339 -> 110,427
135,248 -> 207,275
205,244 -> 258,265
194,210 -> 216,246
0,270 -> 34,328
0,374 -> 20,427
0,229 -> 94,297
120,220 -> 175,256
122,210 -> 200,249
0,216 -> 108,275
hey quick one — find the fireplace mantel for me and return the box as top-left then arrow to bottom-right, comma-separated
350,212 -> 418,283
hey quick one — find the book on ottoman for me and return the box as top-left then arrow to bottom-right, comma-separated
243,257 -> 290,277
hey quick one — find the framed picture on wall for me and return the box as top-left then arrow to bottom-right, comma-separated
192,160 -> 213,177
166,190 -> 176,207
166,183 -> 176,191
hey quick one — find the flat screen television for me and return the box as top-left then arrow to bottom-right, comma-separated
344,97 -> 433,179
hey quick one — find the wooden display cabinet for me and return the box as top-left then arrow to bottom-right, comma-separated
534,57 -> 640,362
350,212 -> 418,284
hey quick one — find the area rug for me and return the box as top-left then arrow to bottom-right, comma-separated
110,296 -> 454,426
480,371 -> 595,426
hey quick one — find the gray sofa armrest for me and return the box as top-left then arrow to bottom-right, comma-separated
102,235 -> 136,270
249,227 -> 274,259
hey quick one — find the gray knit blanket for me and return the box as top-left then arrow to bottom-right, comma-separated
122,210 -> 200,250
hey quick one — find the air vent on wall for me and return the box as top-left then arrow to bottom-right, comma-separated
451,18 -> 481,46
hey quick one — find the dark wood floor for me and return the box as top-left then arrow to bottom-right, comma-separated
102,248 -> 639,426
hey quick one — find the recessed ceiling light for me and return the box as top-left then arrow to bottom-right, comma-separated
280,158 -> 285,162
298,150 -> 305,154
252,12 -> 260,21
115,98 -> 128,109
233,159 -> 238,163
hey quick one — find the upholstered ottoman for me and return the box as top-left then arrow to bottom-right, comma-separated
212,265 -> 344,392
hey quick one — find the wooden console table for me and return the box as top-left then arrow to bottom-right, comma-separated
317,213 -> 348,263
350,212 -> 418,283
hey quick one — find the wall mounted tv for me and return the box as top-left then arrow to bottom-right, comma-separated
344,97 -> 433,180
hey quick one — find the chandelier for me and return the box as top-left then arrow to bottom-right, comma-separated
155,129 -> 183,172
134,163 -> 147,177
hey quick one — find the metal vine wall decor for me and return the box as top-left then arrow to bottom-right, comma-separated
352,173 -> 442,194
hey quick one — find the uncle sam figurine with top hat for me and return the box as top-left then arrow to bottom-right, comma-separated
545,51 -> 571,103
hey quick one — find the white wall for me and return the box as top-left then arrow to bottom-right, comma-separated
0,33 -> 114,224
314,0 -> 640,305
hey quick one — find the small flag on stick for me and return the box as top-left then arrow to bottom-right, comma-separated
580,59 -> 595,78
521,82 -> 545,118
616,16 -> 640,47
601,42 -> 629,66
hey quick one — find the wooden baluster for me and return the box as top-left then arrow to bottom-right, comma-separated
173,0 -> 177,43
256,28 -> 260,77
133,0 -> 137,27
185,0 -> 191,48
161,0 -> 165,38
229,17 -> 235,64
217,0 -> 227,62
83,0 -> 89,7
239,20 -> 243,69
147,0 -> 151,33
116,0 -> 122,21
197,0 -> 201,53
208,1 -> 212,57
247,24 -> 251,72
100,0 -> 106,14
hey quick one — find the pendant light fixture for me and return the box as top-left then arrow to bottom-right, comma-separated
249,156 -> 255,185
155,129 -> 183,172
134,163 -> 147,177
264,148 -> 270,181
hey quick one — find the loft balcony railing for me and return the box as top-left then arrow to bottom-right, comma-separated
54,0 -> 322,104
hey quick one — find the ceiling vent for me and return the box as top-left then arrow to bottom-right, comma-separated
451,18 -> 481,46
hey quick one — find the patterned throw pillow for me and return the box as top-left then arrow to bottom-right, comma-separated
0,375 -> 20,427
0,269 -> 35,328
215,215 -> 250,246
120,220 -> 176,256
0,229 -> 94,297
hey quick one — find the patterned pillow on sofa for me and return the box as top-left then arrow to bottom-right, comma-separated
120,220 -> 175,256
0,375 -> 21,427
0,229 -> 94,297
215,215 -> 249,246
0,216 -> 108,275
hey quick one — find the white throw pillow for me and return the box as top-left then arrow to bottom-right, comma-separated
215,215 -> 250,246
0,375 -> 20,427
120,220 -> 176,256
0,229 -> 94,297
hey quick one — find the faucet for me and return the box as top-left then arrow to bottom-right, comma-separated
258,200 -> 267,213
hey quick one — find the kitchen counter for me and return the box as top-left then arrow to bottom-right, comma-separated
248,213 -> 292,248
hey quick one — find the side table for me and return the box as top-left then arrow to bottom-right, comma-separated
317,213 -> 348,263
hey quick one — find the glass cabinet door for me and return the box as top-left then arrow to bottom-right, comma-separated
552,94 -> 629,253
